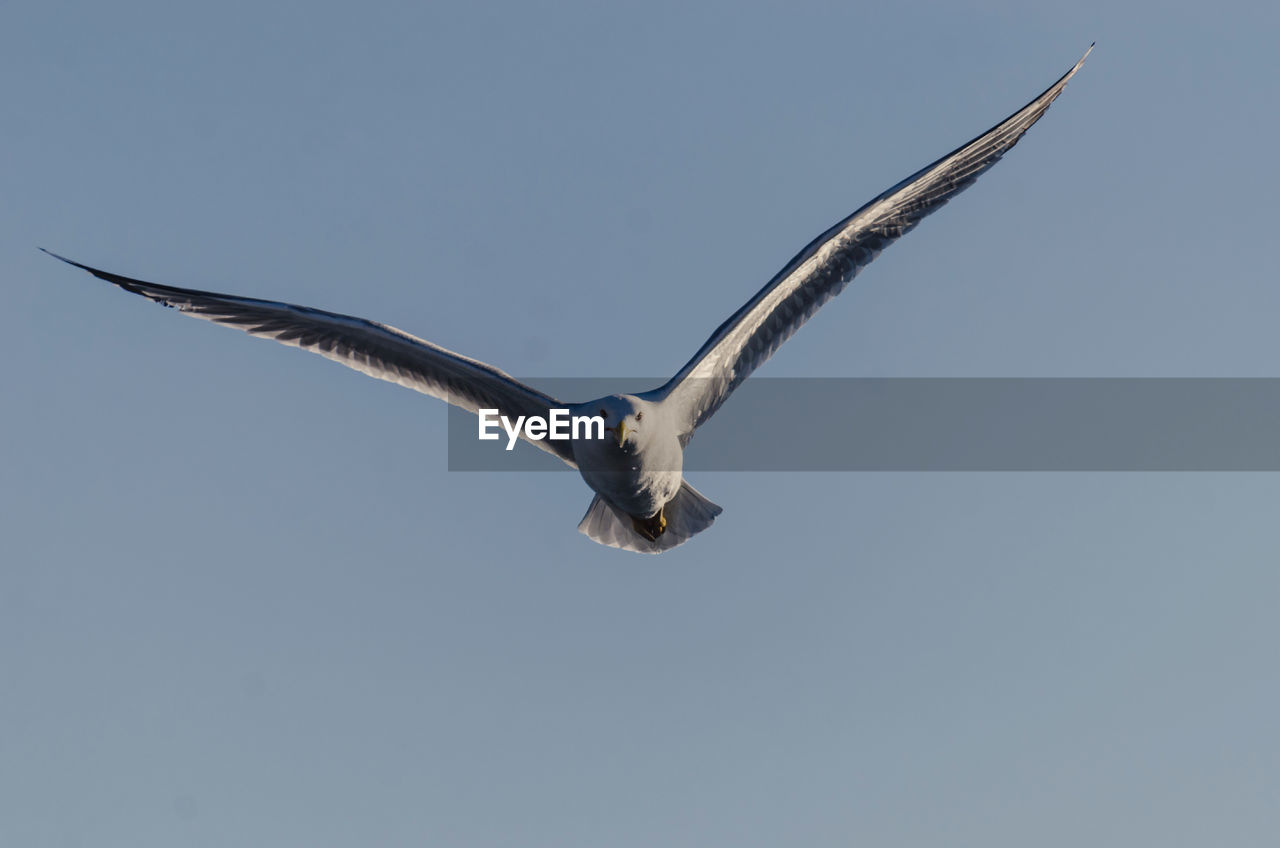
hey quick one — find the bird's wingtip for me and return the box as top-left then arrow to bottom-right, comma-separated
40,247 -> 82,268
40,248 -> 111,280
1053,42 -> 1094,89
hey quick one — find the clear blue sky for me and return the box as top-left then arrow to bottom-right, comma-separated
5,1 -> 1279,845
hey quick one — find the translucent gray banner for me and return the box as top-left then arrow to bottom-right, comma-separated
446,379 -> 1280,471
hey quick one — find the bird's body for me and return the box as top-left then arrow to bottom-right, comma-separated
573,395 -> 681,519
47,47 -> 1091,553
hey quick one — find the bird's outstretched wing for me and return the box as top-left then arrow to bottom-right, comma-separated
43,250 -> 577,467
652,46 -> 1092,444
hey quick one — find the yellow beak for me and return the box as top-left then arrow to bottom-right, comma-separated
614,419 -> 629,448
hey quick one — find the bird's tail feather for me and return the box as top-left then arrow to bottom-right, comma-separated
577,481 -> 722,554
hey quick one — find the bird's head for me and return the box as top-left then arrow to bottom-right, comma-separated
576,394 -> 654,454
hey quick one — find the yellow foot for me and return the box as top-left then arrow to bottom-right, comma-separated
630,507 -> 667,541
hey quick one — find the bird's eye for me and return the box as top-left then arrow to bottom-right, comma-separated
599,409 -> 607,418
635,412 -> 643,421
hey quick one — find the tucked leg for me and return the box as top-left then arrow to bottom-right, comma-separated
630,507 -> 667,541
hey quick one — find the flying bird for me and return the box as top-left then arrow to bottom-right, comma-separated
46,47 -> 1091,553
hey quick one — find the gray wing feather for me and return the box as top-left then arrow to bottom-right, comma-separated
653,46 -> 1092,444
44,250 -> 577,467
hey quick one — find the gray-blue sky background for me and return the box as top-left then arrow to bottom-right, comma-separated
4,1 -> 1278,845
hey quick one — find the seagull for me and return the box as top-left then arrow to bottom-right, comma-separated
46,46 -> 1091,554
